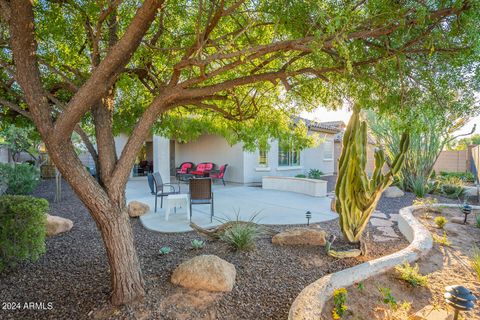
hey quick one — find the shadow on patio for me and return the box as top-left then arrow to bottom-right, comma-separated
126,178 -> 337,233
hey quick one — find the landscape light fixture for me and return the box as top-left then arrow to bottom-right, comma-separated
462,204 -> 473,224
444,285 -> 477,320
306,211 -> 312,226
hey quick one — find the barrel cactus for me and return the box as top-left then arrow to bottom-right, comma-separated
336,107 -> 409,243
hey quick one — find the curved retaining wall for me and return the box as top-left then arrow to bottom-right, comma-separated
288,204 -> 441,320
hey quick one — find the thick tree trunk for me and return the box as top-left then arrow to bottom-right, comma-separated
97,206 -> 145,305
49,145 -> 145,305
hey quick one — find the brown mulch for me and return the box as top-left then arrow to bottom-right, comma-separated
0,179 -> 414,320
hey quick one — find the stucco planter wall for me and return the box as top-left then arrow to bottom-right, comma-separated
287,204 -> 461,320
262,176 -> 327,197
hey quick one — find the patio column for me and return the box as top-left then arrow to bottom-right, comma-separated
153,135 -> 170,183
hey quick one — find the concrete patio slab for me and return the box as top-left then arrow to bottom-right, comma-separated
126,178 -> 337,233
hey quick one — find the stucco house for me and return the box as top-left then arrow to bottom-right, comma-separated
114,119 -> 341,184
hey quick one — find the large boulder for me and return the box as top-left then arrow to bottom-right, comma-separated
171,255 -> 236,292
384,186 -> 405,198
128,201 -> 150,217
272,227 -> 326,246
46,214 -> 73,237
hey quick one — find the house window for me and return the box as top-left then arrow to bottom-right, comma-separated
258,149 -> 268,166
323,139 -> 333,160
278,143 -> 300,167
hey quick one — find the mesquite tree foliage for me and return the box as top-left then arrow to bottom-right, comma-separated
336,107 -> 409,243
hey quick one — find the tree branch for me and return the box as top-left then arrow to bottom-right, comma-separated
53,0 -> 163,141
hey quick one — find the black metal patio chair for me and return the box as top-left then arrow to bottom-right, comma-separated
189,178 -> 214,222
152,172 -> 180,212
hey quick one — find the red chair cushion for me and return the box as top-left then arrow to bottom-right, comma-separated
191,163 -> 213,175
177,163 -> 193,174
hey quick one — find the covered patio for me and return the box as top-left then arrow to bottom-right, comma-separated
126,178 -> 337,233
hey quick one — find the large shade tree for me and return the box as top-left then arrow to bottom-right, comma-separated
1,0 -> 479,305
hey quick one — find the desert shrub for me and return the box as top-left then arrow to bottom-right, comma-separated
438,176 -> 465,199
471,246 -> 480,281
0,195 -> 48,271
432,231 -> 451,246
332,288 -> 348,319
395,261 -> 428,287
295,174 -> 307,178
0,163 -> 40,195
220,223 -> 260,251
191,239 -> 205,249
307,169 -> 323,179
434,216 -> 447,229
439,171 -> 475,183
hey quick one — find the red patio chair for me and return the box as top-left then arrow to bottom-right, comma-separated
176,162 -> 194,179
190,162 -> 214,177
210,164 -> 228,186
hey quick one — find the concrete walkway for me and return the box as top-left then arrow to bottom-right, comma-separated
126,178 -> 337,233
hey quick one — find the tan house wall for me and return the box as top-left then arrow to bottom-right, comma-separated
433,150 -> 468,173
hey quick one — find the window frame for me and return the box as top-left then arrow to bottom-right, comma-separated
258,148 -> 269,167
278,142 -> 301,167
323,138 -> 334,161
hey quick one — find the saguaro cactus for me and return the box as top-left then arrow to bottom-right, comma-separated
336,107 -> 409,243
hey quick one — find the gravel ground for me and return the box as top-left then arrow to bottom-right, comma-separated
0,179 -> 443,320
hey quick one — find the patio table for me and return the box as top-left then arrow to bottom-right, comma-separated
165,194 -> 190,221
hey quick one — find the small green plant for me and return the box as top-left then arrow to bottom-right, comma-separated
191,239 -> 205,249
0,163 -> 40,195
410,176 -> 428,198
471,245 -> 480,281
438,176 -> 465,199
295,174 -> 307,178
220,223 -> 260,251
356,282 -> 364,291
307,169 -> 323,179
159,246 -> 172,255
332,288 -> 348,319
439,171 -> 475,183
433,231 -> 451,246
395,261 -> 428,287
0,195 -> 48,271
378,286 -> 397,309
434,216 -> 447,229
475,214 -> 480,228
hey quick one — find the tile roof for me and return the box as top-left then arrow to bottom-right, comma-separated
294,117 -> 341,133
